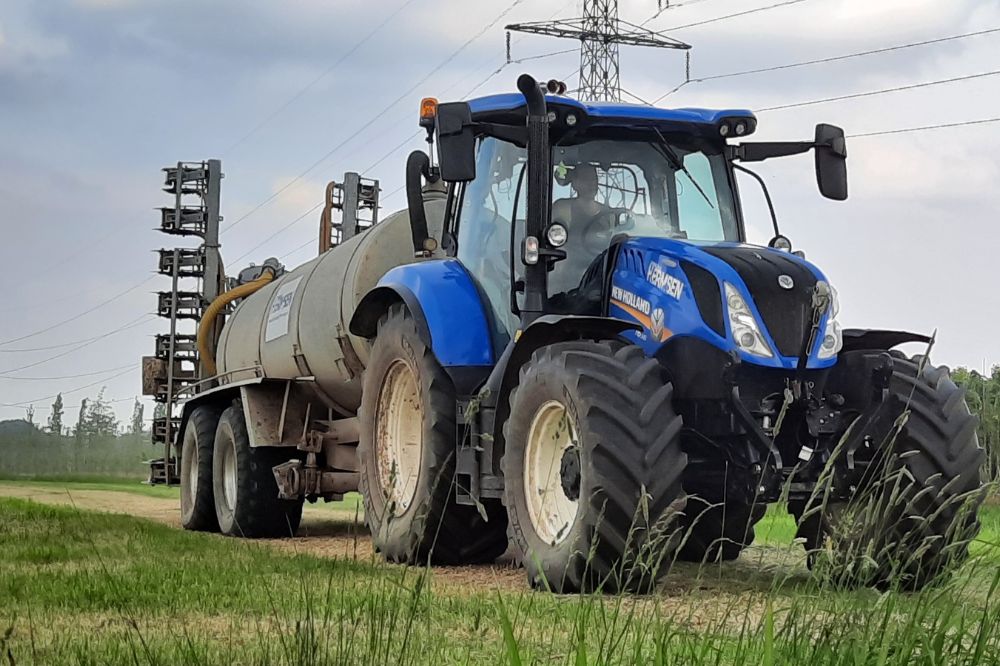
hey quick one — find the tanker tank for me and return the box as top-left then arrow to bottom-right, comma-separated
214,185 -> 447,414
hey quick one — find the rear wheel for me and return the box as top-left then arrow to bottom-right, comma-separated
358,303 -> 507,564
791,355 -> 984,589
179,405 -> 222,532
502,342 -> 686,593
212,404 -> 303,538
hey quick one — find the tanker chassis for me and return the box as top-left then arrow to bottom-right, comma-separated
162,74 -> 984,592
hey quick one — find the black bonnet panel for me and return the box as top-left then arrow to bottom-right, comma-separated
701,246 -> 817,357
680,260 -> 725,338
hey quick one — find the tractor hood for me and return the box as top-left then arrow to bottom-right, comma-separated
609,238 -> 837,370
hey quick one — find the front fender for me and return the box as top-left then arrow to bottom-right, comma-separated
349,259 -> 494,367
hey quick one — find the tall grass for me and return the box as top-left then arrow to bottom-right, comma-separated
2,497 -> 999,665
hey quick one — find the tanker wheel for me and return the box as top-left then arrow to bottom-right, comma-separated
179,404 -> 223,532
212,404 -> 304,538
358,303 -> 507,565
676,496 -> 766,563
501,342 -> 687,593
790,354 -> 984,589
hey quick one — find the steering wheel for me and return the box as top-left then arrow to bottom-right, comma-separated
580,207 -> 631,254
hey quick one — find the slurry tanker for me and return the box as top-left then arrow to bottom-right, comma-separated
152,74 -> 983,592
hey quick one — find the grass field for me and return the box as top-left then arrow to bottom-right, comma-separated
1,484 -> 999,664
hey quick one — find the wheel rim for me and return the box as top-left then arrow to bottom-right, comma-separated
221,437 -> 237,513
524,400 -> 580,545
374,359 -> 423,515
185,443 -> 198,508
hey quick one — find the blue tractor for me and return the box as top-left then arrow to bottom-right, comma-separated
347,74 -> 983,592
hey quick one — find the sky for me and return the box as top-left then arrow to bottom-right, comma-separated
0,0 -> 998,426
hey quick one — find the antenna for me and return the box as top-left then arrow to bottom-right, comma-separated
506,0 -> 690,102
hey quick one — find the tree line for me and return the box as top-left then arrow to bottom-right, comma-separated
953,365 -> 1000,483
21,388 -> 146,440
3,368 -> 999,482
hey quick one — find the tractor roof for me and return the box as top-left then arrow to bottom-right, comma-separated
466,93 -> 756,133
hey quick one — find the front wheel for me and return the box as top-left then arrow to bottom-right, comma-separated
791,355 -> 984,589
502,342 -> 687,593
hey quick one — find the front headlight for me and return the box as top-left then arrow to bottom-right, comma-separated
724,282 -> 773,358
817,283 -> 843,359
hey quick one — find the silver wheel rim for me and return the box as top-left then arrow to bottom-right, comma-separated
221,437 -> 237,513
185,443 -> 198,508
524,400 -> 579,545
374,359 -> 423,515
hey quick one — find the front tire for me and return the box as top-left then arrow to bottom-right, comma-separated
212,404 -> 304,538
676,496 -> 765,563
180,405 -> 222,532
791,355 -> 984,589
358,303 -> 507,564
502,342 -> 687,593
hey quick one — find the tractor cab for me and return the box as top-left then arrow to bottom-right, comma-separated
452,98 -> 748,351
414,81 -> 847,371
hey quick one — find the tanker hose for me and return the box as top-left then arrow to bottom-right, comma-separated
198,268 -> 276,377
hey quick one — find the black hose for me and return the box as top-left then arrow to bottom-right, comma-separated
405,150 -> 432,255
517,74 -> 545,117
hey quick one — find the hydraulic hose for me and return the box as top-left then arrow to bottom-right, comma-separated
197,268 -> 276,377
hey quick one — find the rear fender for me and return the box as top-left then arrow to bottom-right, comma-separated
349,259 -> 494,367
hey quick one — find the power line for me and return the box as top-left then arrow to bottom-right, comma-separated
0,316 -> 154,353
0,315 -> 154,375
847,116 -> 1000,138
757,69 -> 1000,112
236,31 -> 558,265
654,26 -> 1000,102
220,0 -> 423,156
463,48 -> 579,99
220,0 -> 528,235
641,0 -> 724,25
663,0 -> 811,31
0,364 -> 139,408
0,363 -> 136,382
231,204 -> 324,265
0,277 -> 156,347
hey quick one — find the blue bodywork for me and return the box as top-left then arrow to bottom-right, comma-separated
467,93 -> 755,128
608,239 -> 835,371
376,260 -> 495,367
377,240 -> 833,372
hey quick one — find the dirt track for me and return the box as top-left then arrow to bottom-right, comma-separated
0,482 -> 806,599
0,483 -> 526,590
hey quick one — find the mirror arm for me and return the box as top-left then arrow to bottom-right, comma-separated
729,141 -> 814,163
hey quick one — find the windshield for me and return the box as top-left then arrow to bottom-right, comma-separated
455,134 -> 741,340
547,135 -> 740,295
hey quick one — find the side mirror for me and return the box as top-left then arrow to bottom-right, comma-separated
436,102 -> 476,182
815,123 -> 847,201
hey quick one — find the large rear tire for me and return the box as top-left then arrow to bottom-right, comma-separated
358,303 -> 507,564
790,355 -> 984,589
502,342 -> 686,593
212,404 -> 304,538
179,405 -> 222,532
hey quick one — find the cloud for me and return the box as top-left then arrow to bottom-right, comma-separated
1,0 -> 998,421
